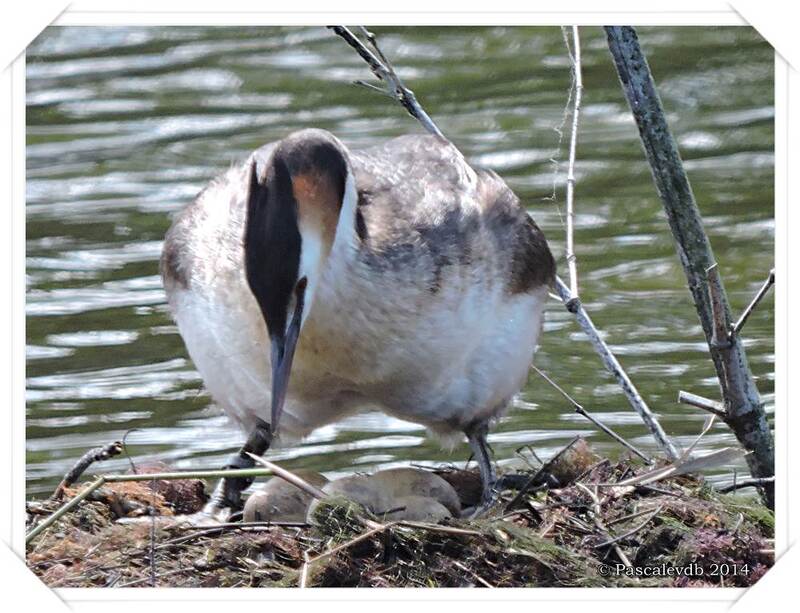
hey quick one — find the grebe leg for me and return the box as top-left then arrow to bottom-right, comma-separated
201,418 -> 273,520
465,421 -> 498,516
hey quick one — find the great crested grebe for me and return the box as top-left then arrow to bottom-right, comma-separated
161,129 -> 555,518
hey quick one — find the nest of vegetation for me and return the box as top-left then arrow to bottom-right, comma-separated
26,439 -> 774,588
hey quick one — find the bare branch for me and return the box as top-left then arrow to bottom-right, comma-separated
731,268 -> 775,337
551,31 -> 675,461
328,26 -> 444,139
562,26 -> 583,301
678,390 -> 727,419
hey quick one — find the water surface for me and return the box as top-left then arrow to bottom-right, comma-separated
26,26 -> 774,497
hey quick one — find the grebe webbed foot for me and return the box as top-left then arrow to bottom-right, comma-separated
201,419 -> 273,518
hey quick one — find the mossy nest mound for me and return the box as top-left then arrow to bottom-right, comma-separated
26,440 -> 774,588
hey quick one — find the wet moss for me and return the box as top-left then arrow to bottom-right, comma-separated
308,495 -> 374,542
716,494 -> 775,533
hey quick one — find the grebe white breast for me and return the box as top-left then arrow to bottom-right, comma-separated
161,129 -> 555,516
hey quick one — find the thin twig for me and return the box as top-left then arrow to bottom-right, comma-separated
516,444 -> 544,468
168,526 -> 303,549
505,436 -> 582,511
397,521 -> 481,536
730,268 -> 775,337
717,476 -> 775,494
564,515 -> 594,534
121,429 -> 140,474
573,458 -> 611,484
353,79 -> 393,97
159,526 -> 284,549
177,520 -> 309,531
731,512 -> 744,534
636,484 -> 685,498
562,25 -> 583,302
545,64 -> 574,209
606,505 -> 662,527
682,414 -> 718,460
678,390 -> 727,418
453,561 -> 494,588
594,505 -> 662,548
531,364 -> 652,463
246,454 -> 327,500
103,467 -> 275,483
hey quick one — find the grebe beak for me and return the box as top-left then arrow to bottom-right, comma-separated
269,277 -> 307,433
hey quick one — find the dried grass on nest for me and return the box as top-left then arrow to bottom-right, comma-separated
25,442 -> 774,588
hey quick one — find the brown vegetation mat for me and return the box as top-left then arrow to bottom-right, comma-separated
26,440 -> 774,588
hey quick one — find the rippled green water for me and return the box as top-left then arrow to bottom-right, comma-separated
25,26 -> 774,497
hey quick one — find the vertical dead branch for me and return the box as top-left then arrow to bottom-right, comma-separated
605,26 -> 773,508
562,26 -> 583,301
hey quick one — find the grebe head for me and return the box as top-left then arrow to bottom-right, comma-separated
244,129 -> 354,433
